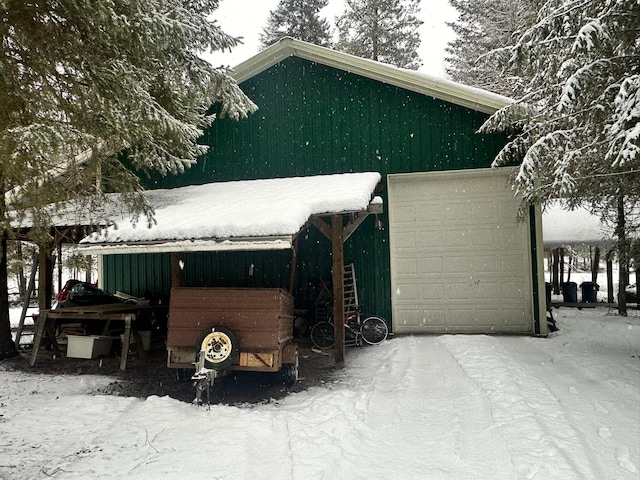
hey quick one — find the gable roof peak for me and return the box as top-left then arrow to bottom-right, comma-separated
232,37 -> 512,115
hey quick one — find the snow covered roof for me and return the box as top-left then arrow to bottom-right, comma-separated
232,37 -> 512,115
79,172 -> 382,254
542,203 -> 615,248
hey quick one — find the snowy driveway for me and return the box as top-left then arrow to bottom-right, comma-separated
0,309 -> 638,479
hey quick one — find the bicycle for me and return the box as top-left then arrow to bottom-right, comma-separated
310,307 -> 388,349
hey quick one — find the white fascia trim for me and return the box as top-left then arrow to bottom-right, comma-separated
79,236 -> 293,255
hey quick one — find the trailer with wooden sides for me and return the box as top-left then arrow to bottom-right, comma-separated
166,287 -> 298,402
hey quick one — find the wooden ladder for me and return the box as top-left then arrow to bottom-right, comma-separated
13,255 -> 39,349
343,263 -> 358,317
314,278 -> 333,323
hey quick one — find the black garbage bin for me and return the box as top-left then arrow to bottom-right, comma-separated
580,281 -> 599,303
561,282 -> 578,303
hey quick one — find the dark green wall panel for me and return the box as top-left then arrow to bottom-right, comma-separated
102,253 -> 171,298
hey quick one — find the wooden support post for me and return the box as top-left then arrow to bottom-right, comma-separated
120,314 -> 138,370
288,235 -> 299,296
38,244 -> 53,311
29,311 -> 59,366
29,312 -> 47,366
331,214 -> 345,368
57,243 -> 63,293
171,252 -> 185,288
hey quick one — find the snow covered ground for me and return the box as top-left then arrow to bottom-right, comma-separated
1,307 -> 638,480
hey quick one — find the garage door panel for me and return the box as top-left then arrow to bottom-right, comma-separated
472,228 -> 497,247
471,201 -> 498,220
418,256 -> 444,274
444,202 -> 474,223
394,205 -> 417,223
415,230 -> 445,248
395,258 -> 418,275
445,255 -> 474,274
395,309 -> 446,329
414,205 -> 442,223
471,255 -> 502,273
500,254 -> 528,273
395,282 -> 419,301
389,168 -> 534,334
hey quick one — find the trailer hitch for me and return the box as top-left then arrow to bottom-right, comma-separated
192,349 -> 222,406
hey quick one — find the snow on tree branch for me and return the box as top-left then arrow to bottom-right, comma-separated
0,0 -> 257,238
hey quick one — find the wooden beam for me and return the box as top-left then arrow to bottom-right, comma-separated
171,252 -> 185,288
310,217 -> 331,241
343,212 -> 369,243
288,235 -> 299,296
367,202 -> 383,214
331,214 -> 345,367
314,212 -> 369,244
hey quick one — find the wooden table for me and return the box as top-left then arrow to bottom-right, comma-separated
29,304 -> 167,370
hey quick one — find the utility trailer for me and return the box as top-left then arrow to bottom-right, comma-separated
166,287 -> 298,403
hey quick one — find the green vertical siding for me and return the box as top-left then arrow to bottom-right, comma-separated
102,253 -> 171,298
106,57 -> 507,323
146,57 -> 504,188
183,250 -> 292,290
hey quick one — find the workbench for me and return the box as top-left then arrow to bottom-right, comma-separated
29,304 -> 167,370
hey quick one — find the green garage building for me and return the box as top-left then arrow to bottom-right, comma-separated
90,38 -> 546,336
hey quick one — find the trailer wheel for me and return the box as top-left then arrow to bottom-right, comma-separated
195,326 -> 239,370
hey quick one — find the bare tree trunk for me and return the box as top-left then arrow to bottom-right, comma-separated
606,253 -> 614,303
0,235 -> 19,359
616,195 -> 628,316
85,255 -> 92,284
592,246 -> 600,283
16,241 -> 26,299
552,248 -> 560,293
560,248 -> 565,284
372,9 -> 380,61
0,170 -> 19,359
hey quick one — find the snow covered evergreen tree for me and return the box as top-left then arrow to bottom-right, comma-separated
336,0 -> 422,70
259,0 -> 332,48
479,0 -> 640,314
445,0 -> 543,96
0,0 -> 257,359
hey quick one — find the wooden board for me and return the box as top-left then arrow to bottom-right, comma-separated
167,287 -> 294,351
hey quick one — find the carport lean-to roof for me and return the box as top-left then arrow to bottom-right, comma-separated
78,172 -> 383,254
80,172 -> 384,366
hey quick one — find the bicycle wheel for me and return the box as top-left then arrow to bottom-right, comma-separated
360,316 -> 388,345
310,321 -> 335,349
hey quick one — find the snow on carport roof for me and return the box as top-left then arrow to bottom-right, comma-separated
79,172 -> 382,254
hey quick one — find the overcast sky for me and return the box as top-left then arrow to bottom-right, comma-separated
205,0 -> 458,77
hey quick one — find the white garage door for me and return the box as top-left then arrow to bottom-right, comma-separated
388,168 -> 538,334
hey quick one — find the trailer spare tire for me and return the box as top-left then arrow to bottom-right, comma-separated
195,326 -> 239,370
